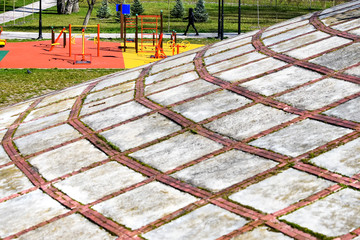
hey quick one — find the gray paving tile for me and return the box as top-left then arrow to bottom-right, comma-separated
24,99 -> 75,122
280,188 -> 360,237
204,37 -> 252,57
92,69 -> 141,91
344,65 -> 360,77
15,110 -> 70,138
262,20 -> 308,39
232,226 -> 294,240
205,104 -> 297,141
17,214 -> 116,240
145,71 -> 199,95
0,130 -> 5,141
81,101 -> 151,131
214,58 -> 287,83
310,137 -> 360,177
229,169 -> 332,213
80,90 -> 135,116
14,124 -> 82,156
240,66 -> 322,96
204,44 -> 254,65
250,119 -> 352,157
332,17 -> 360,31
54,161 -> 146,204
275,78 -> 360,110
172,90 -> 252,122
0,145 -> 11,165
310,42 -> 360,70
92,181 -> 198,230
148,80 -> 218,106
85,81 -> 135,104
130,131 -> 223,172
142,204 -> 248,240
145,63 -> 195,85
0,189 -> 67,238
150,53 -> 196,74
269,31 -> 330,53
37,86 -> 87,108
285,36 -> 351,59
263,24 -> 316,46
349,27 -> 360,35
0,102 -> 32,129
0,165 -> 34,199
323,96 -> 360,122
28,139 -> 108,180
101,113 -> 181,151
171,149 -> 277,192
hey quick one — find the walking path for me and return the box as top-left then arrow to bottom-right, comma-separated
0,0 -> 56,25
1,1 -> 360,239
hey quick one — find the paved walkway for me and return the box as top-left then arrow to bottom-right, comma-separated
1,1 -> 360,239
0,0 -> 56,25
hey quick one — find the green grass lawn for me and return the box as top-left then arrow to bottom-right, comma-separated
2,0 -> 342,33
0,68 -> 120,108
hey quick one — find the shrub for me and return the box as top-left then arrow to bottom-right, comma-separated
170,0 -> 185,18
194,0 -> 209,22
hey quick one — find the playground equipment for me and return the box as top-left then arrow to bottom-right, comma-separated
167,31 -> 191,56
73,28 -> 92,64
151,33 -> 166,59
0,26 -> 6,48
69,24 -> 100,58
49,27 -> 66,51
121,11 -> 164,58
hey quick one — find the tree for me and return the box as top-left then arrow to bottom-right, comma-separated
194,0 -> 208,22
57,0 -> 65,14
97,0 -> 111,18
65,0 -> 79,14
131,0 -> 144,15
170,0 -> 184,18
83,0 -> 96,26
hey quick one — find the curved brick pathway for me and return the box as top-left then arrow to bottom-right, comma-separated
1,1 -> 360,239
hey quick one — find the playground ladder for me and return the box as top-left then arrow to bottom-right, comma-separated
139,15 -> 160,53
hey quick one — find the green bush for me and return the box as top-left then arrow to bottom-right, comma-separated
170,0 -> 185,18
131,0 -> 145,15
194,0 -> 209,22
96,0 -> 111,18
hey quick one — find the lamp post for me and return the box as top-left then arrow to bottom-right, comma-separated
37,0 -> 43,39
221,0 -> 224,40
238,0 -> 241,34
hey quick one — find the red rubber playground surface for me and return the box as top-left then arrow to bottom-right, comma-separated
0,39 -> 125,69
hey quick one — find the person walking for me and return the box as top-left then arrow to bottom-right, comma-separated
184,8 -> 199,36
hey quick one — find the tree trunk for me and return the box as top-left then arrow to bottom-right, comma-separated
57,0 -> 66,14
65,0 -> 75,14
72,0 -> 79,13
83,1 -> 95,27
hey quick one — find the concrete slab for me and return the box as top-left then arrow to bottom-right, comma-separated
276,78 -> 360,110
206,52 -> 266,74
214,58 -> 287,83
0,102 -> 32,129
281,188 -> 360,237
85,81 -> 135,104
148,80 -> 219,106
205,104 -> 297,141
80,91 -> 135,116
229,169 -> 332,213
81,101 -> 151,131
172,90 -> 252,122
262,20 -> 308,39
0,130 -> 5,141
24,98 -> 75,122
145,71 -> 199,95
310,137 -> 360,177
28,139 -> 108,180
332,17 -> 360,31
285,36 -> 351,59
344,65 -> 360,78
142,204 -> 248,240
0,145 -> 11,165
0,189 -> 67,238
91,69 -> 141,91
129,131 -> 223,172
15,110 -> 70,138
54,161 -> 146,204
92,181 -> 198,230
269,31 -> 330,53
0,165 -> 34,199
145,63 -> 195,85
204,44 -> 255,65
240,66 -> 322,96
310,42 -> 360,70
232,226 -> 294,240
204,37 -> 252,57
150,53 -> 196,74
349,27 -> 360,35
37,86 -> 87,108
17,214 -> 116,240
250,119 -> 353,157
263,24 -> 316,46
101,113 -> 181,151
14,124 -> 82,156
171,149 -> 278,192
323,96 -> 360,122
